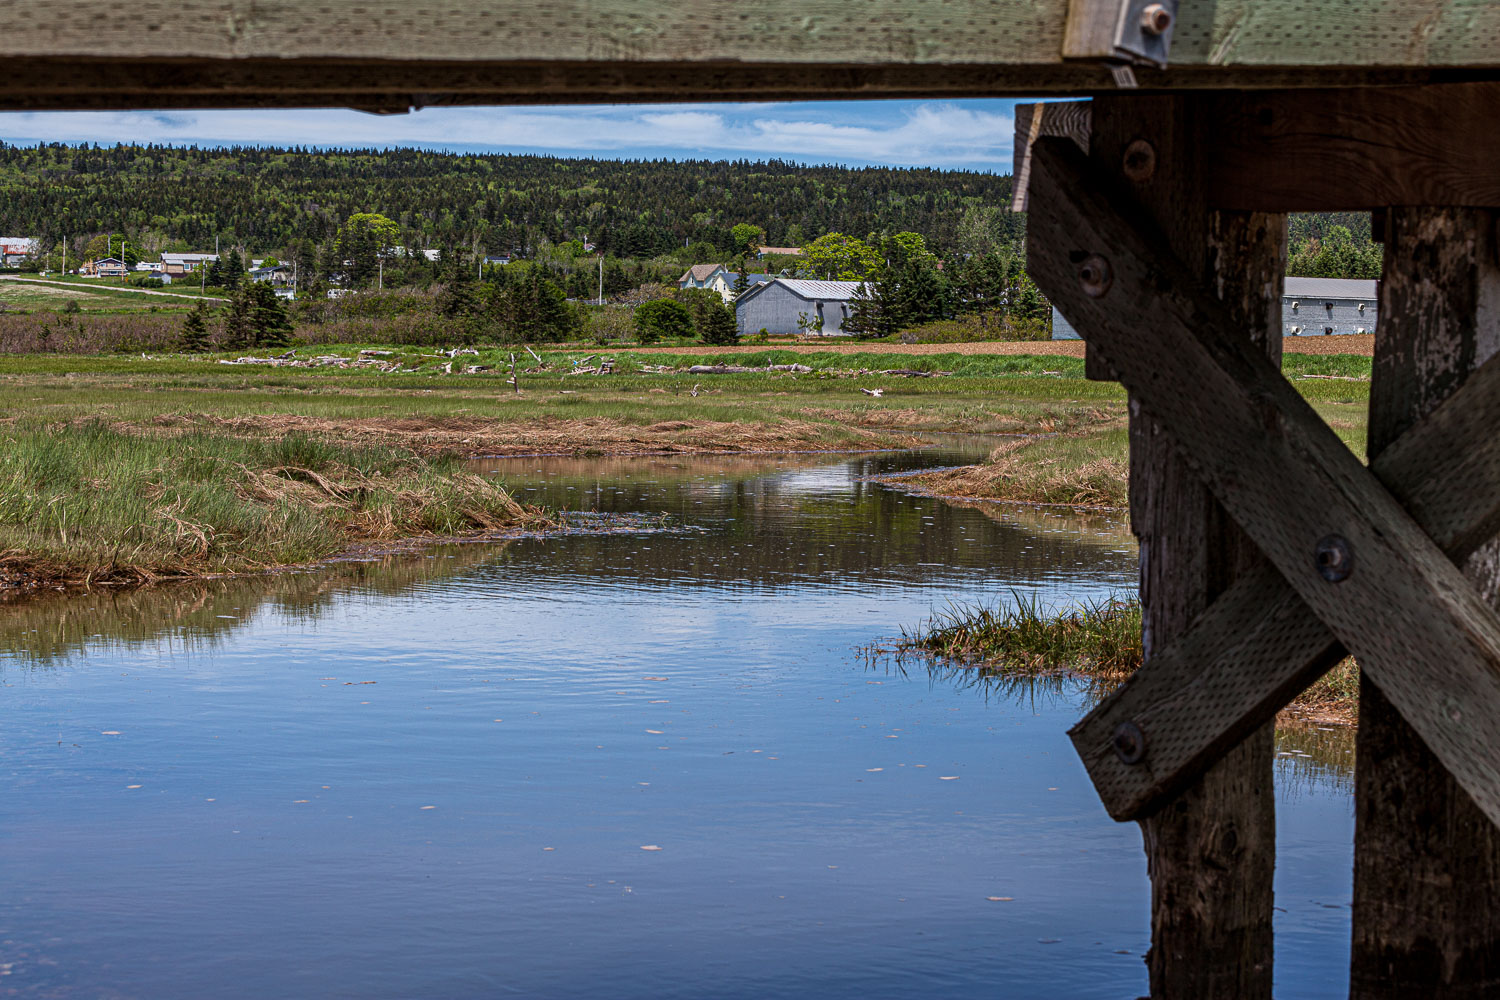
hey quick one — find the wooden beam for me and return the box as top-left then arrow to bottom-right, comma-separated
1011,102 -> 1091,213
1090,94 -> 1281,999
1027,134 -> 1500,831
1072,346 -> 1500,821
1207,83 -> 1500,210
1352,206 -> 1500,999
3,2 -> 1500,109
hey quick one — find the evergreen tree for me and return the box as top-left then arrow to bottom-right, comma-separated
220,284 -> 255,351
700,302 -> 739,345
178,300 -> 212,352
845,278 -> 902,339
248,282 -> 294,349
437,247 -> 478,319
732,258 -> 750,298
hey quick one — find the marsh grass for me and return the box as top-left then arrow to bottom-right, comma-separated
899,426 -> 1130,508
910,592 -> 1142,680
0,422 -> 553,587
902,593 -> 1358,723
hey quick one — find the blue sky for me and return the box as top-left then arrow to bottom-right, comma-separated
0,99 -> 1027,173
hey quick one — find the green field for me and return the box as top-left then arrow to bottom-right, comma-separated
0,276 -> 206,312
0,346 -> 1371,590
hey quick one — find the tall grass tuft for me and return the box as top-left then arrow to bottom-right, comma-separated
909,591 -> 1142,679
905,593 -> 1358,723
0,421 -> 553,587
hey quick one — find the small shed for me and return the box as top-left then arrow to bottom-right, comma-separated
1283,276 -> 1378,335
735,278 -> 862,336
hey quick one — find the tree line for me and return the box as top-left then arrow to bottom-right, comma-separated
0,142 -> 1019,259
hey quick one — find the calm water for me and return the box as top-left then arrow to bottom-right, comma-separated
1,442 -> 1352,998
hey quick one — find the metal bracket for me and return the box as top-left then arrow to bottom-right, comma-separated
1063,0 -> 1178,70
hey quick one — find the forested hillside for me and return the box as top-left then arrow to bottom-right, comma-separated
0,143 -> 1020,256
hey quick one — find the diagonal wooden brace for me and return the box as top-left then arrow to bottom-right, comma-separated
1069,349 -> 1500,819
1026,136 -> 1500,831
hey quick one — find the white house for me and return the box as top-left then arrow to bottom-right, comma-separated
679,264 -> 777,304
678,263 -> 730,292
734,278 -> 864,336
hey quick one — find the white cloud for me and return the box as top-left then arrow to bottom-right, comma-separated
0,101 -> 1017,170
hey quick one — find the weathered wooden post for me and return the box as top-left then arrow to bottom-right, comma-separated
1086,94 -> 1283,997
1352,206 -> 1500,998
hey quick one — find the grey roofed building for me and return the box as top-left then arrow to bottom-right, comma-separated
1282,276 -> 1378,336
1054,275 -> 1380,339
734,278 -> 864,336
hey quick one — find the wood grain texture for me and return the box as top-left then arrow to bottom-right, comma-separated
1352,206 -> 1500,999
1011,102 -> 1091,213
1090,94 -> 1280,999
1208,83 -> 1500,210
1027,134 -> 1500,832
1073,345 -> 1500,822
5,0 -> 1498,66
2,2 -> 1500,109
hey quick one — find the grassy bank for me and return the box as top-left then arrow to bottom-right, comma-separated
902,595 -> 1358,724
0,421 -> 553,591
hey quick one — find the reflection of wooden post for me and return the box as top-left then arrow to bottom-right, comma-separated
1088,95 -> 1284,998
1352,207 -> 1500,998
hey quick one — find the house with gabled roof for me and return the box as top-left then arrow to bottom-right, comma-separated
82,257 -> 129,278
678,263 -> 729,291
734,278 -> 863,336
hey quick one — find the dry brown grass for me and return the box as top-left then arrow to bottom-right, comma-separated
898,428 -> 1130,509
129,412 -> 919,457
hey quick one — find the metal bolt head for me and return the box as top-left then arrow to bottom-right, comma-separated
1078,254 -> 1113,298
1112,721 -> 1146,765
1122,139 -> 1157,182
1140,3 -> 1173,35
1315,534 -> 1354,582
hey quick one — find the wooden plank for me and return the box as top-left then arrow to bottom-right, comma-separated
3,0 -> 1497,69
1011,102 -> 1092,212
1207,83 -> 1500,210
1072,345 -> 1500,821
1088,94 -> 1280,999
1027,134 -> 1500,831
2,2 -> 1500,109
1352,205 -> 1500,999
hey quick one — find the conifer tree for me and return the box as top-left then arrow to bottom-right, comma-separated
178,300 -> 212,352
700,302 -> 739,345
220,284 -> 255,352
249,282 -> 294,349
732,258 -> 750,299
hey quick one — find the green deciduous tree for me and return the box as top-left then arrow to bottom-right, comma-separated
335,212 -> 400,287
635,299 -> 693,344
731,223 -> 766,255
800,233 -> 881,281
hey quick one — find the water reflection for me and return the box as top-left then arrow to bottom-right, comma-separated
0,445 -> 1354,1000
0,544 -> 508,670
